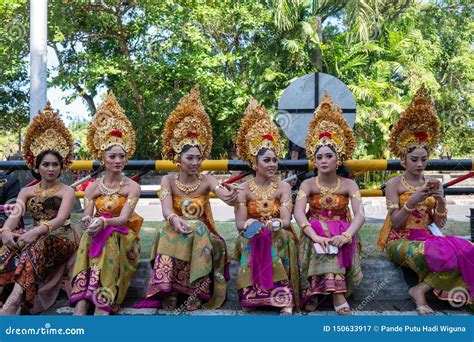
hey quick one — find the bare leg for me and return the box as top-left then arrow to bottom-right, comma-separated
73,300 -> 90,316
0,283 -> 24,315
409,283 -> 434,315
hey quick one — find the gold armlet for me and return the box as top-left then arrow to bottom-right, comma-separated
296,190 -> 307,201
281,198 -> 293,213
127,197 -> 139,210
351,190 -> 362,201
159,188 -> 171,201
403,203 -> 415,213
386,200 -> 400,210
0,227 -> 11,233
434,207 -> 448,217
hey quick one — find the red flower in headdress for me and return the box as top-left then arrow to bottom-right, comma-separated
262,134 -> 273,141
414,131 -> 428,141
187,131 -> 199,138
109,130 -> 123,138
319,131 -> 333,139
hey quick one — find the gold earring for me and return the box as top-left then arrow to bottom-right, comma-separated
34,168 -> 39,173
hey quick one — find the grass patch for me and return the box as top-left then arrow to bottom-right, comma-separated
70,213 -> 470,260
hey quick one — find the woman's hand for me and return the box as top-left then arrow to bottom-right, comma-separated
406,186 -> 432,207
17,227 -> 43,247
219,183 -> 242,206
81,215 -> 92,230
85,217 -> 104,236
430,188 -> 445,202
330,235 -> 348,248
313,235 -> 331,252
171,216 -> 192,235
1,230 -> 19,250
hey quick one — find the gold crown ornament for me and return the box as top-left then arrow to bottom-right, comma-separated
389,85 -> 440,158
161,85 -> 212,162
305,91 -> 355,163
87,92 -> 136,160
236,98 -> 281,169
23,102 -> 73,171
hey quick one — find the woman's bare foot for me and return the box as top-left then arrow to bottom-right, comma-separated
333,293 -> 351,315
162,292 -> 178,310
279,306 -> 293,316
304,297 -> 318,312
185,297 -> 202,311
94,307 -> 110,316
409,283 -> 434,315
73,300 -> 89,316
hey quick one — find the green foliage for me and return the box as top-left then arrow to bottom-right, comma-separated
0,0 -> 472,161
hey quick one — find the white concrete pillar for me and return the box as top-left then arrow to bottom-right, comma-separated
29,0 -> 48,120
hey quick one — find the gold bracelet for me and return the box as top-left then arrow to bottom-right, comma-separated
101,217 -> 108,229
300,222 -> 311,230
342,232 -> 352,244
44,222 -> 53,234
166,213 -> 178,225
403,203 -> 415,213
0,227 -> 11,233
235,202 -> 246,208
434,207 -> 448,217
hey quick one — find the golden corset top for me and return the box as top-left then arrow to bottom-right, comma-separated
308,194 -> 350,222
399,192 -> 436,229
247,199 -> 281,221
26,195 -> 63,222
95,194 -> 127,216
172,194 -> 209,221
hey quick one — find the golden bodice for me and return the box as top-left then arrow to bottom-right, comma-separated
307,194 -> 350,222
95,194 -> 127,216
399,192 -> 436,230
247,199 -> 281,221
27,195 -> 63,223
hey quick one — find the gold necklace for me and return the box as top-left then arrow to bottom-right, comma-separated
316,176 -> 341,207
175,173 -> 203,194
98,176 -> 124,196
248,176 -> 279,219
401,174 -> 427,193
34,181 -> 62,201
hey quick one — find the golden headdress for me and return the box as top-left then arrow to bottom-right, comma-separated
87,92 -> 136,160
236,98 -> 281,168
389,86 -> 440,158
306,91 -> 355,162
23,102 -> 73,171
161,85 -> 212,162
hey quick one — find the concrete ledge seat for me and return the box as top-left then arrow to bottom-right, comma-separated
127,257 -> 417,303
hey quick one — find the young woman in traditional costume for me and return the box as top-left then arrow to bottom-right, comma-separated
0,103 -> 78,315
143,86 -> 238,311
377,86 -> 474,315
294,92 -> 365,315
233,99 -> 299,315
70,93 -> 143,315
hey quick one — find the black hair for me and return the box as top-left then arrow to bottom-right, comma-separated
314,145 -> 350,177
105,145 -> 126,153
30,150 -> 63,180
179,144 -> 202,160
406,146 -> 429,155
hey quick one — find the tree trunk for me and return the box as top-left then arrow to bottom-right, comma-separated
314,15 -> 323,71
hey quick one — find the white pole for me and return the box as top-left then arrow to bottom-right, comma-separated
29,0 -> 48,121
